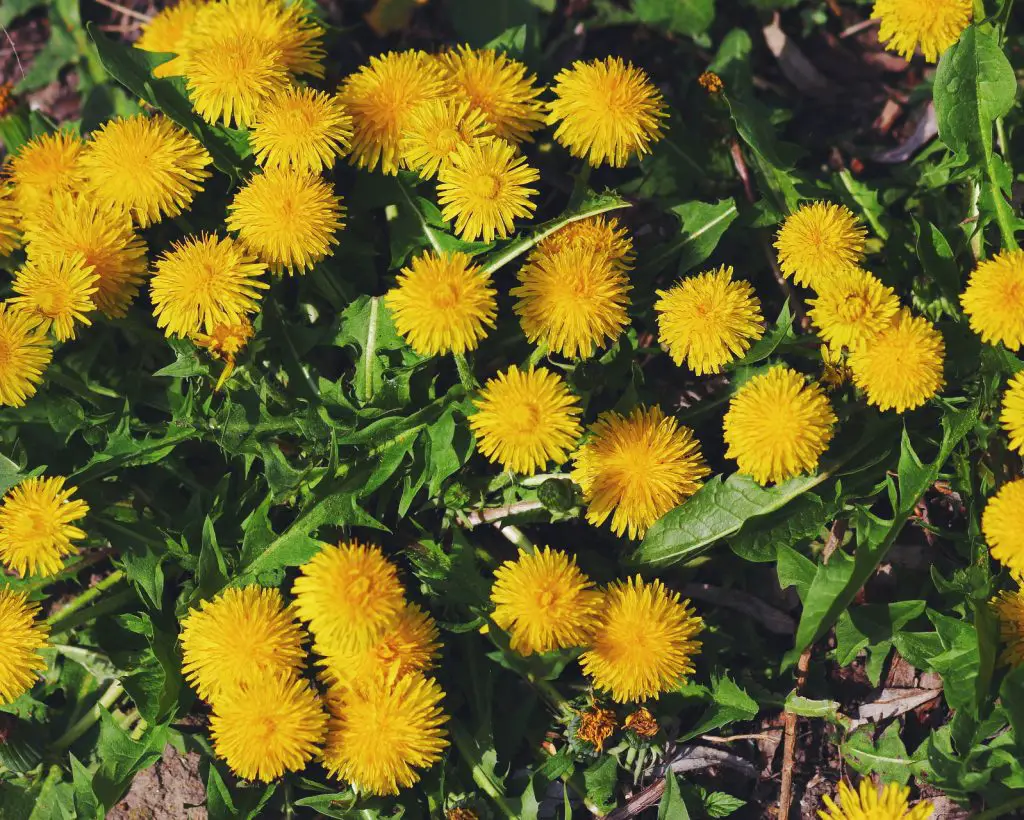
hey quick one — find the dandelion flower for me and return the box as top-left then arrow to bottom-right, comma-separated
849,308 -> 944,412
227,168 -> 344,275
192,319 -> 254,390
323,672 -> 449,796
624,707 -> 659,738
820,344 -> 851,391
210,673 -> 327,782
437,138 -> 539,243
655,266 -> 764,375
571,406 -> 709,540
340,51 -> 445,174
547,57 -> 667,168
774,202 -> 866,288
317,603 -> 440,689
533,215 -> 634,270
135,0 -> 203,77
292,541 -> 405,650
809,268 -> 900,351
992,589 -> 1024,668
961,249 -> 1024,351
574,705 -> 616,752
580,577 -> 702,703
251,87 -> 352,173
0,303 -> 52,407
10,253 -> 98,342
818,780 -> 934,820
1000,371 -> 1024,455
80,115 -> 212,228
873,0 -> 971,63
400,98 -> 491,179
22,193 -> 148,319
724,367 -> 836,485
0,476 -> 88,578
983,479 -> 1024,578
385,251 -> 497,356
0,590 -> 49,705
0,187 -> 20,256
151,234 -> 268,338
469,366 -> 582,476
512,247 -> 632,359
438,46 -> 546,144
8,131 -> 87,218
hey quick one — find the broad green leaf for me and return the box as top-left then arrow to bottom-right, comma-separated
703,791 -> 746,818
679,675 -> 758,742
835,601 -> 927,667
92,714 -> 168,809
729,493 -> 831,563
634,0 -> 714,37
784,694 -> 847,725
15,25 -> 79,93
913,219 -> 961,306
731,301 -> 795,367
336,295 -> 410,404
658,773 -> 690,820
583,755 -> 619,815
643,198 -> 738,275
69,754 -> 102,820
841,723 -> 919,786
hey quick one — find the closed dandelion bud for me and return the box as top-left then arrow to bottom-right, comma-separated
538,478 -> 576,513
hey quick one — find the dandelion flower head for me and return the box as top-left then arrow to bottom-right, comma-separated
1000,371 -> 1024,455
992,589 -> 1024,668
961,248 -> 1024,351
0,186 -> 19,256
808,267 -> 900,351
774,202 -> 866,289
8,131 -> 87,219
0,476 -> 88,578
0,303 -> 52,408
251,86 -> 353,174
10,253 -> 98,342
818,779 -> 934,820
0,589 -> 49,705
983,479 -> 1024,579
400,98 -> 491,180
873,0 -> 972,63
135,0 -> 204,77
533,215 -> 635,270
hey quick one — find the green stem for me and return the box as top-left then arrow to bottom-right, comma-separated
49,587 -> 135,639
525,342 -> 549,370
453,352 -> 478,391
976,796 -> 1024,820
47,570 -> 125,628
397,181 -> 445,254
969,180 -> 985,260
51,681 -> 125,751
449,720 -> 518,820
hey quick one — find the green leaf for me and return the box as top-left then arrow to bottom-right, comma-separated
731,301 -> 795,367
835,600 -> 927,668
0,0 -> 46,26
841,723 -> 918,785
336,295 -> 409,404
633,0 -> 714,37
729,493 -> 831,563
92,714 -> 168,809
69,754 -> 102,820
643,198 -> 738,275
583,755 -> 619,815
913,219 -> 961,306
703,791 -> 746,818
679,675 -> 758,742
658,773 -> 690,820
16,24 -> 79,93
784,694 -> 846,725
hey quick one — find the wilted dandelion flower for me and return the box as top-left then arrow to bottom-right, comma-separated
438,46 -> 546,144
340,51 -> 445,174
251,87 -> 352,173
151,234 -> 268,338
0,303 -> 52,407
547,57 -> 667,168
0,590 -> 49,705
400,98 -> 490,180
22,193 -> 148,319
134,0 -> 203,77
575,705 -> 616,752
533,215 -> 634,269
818,780 -> 934,820
210,673 -> 327,782
983,479 -> 1024,578
992,589 -> 1024,668
469,366 -> 582,476
8,131 -> 87,218
10,253 -> 98,342
809,268 -> 900,351
437,138 -> 539,243
820,344 -> 851,391
724,367 -> 836,485
192,319 -> 254,391
0,187 -> 19,256
227,167 -> 344,275
385,251 -> 497,356
0,476 -> 88,578
655,266 -> 764,375
490,547 -> 601,656
580,577 -> 702,703
1000,372 -> 1024,455
323,673 -> 449,796
293,541 -> 406,650
774,202 -> 866,288
572,406 -> 709,540
961,249 -> 1024,351
80,115 -> 212,228
848,308 -> 944,413
873,0 -> 971,63
512,247 -> 632,359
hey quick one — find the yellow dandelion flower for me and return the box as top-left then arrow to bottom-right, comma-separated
724,367 -> 836,486
80,115 -> 212,228
774,202 -> 867,288
316,603 -> 440,689
292,541 -> 406,650
983,479 -> 1024,578
580,577 -> 702,703
961,249 -> 1024,351
873,0 -> 971,63
151,233 -> 268,338
227,167 -> 344,275
0,186 -> 20,256
134,0 -> 204,78
820,344 -> 851,391
0,303 -> 52,407
7,131 -> 87,219
490,547 -> 601,656
468,366 -> 582,476
210,672 -> 327,782
654,266 -> 764,375
10,253 -> 98,342
323,672 -> 449,796
400,98 -> 491,180
437,45 -> 546,144
22,193 -> 148,320
340,50 -> 445,174
571,406 -> 710,540
0,590 -> 49,705
809,268 -> 900,351
384,250 -> 497,356
192,319 -> 253,391
848,308 -> 945,413
437,138 -> 539,243
512,247 -> 632,359
251,87 -> 352,173
0,476 -> 88,578
180,586 -> 306,702
1000,371 -> 1024,455
992,589 -> 1024,668
818,780 -> 934,820
532,215 -> 635,270
547,57 -> 667,168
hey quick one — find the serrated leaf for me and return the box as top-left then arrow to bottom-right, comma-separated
679,675 -> 758,742
841,723 -> 917,785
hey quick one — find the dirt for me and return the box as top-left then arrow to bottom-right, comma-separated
107,744 -> 208,820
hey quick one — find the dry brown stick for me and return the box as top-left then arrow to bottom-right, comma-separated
778,647 -> 812,820
821,518 -> 849,564
463,499 -> 545,527
92,0 -> 153,22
